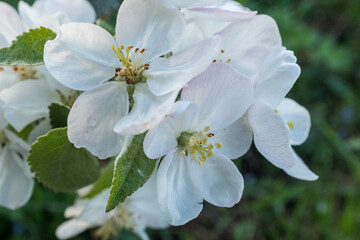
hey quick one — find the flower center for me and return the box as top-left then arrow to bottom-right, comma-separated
112,45 -> 149,85
177,126 -> 223,166
12,66 -> 38,81
96,202 -> 137,238
212,49 -> 231,64
58,89 -> 80,108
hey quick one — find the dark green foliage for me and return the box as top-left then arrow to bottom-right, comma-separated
28,128 -> 101,192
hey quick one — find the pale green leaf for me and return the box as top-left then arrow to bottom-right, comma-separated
0,27 -> 56,66
106,134 -> 157,212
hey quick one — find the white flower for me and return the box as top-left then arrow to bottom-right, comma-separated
143,63 -> 253,225
222,46 -> 317,180
0,109 -> 33,210
56,175 -> 168,240
44,0 -> 220,159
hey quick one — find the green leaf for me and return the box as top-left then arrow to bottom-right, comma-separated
28,127 -> 101,192
96,19 -> 115,36
106,134 -> 157,212
83,160 -> 115,199
0,27 -> 56,66
49,103 -> 70,128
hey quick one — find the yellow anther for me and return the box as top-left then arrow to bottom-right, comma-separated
120,45 -> 124,50
215,142 -> 222,148
207,151 -> 214,157
287,121 -> 295,129
203,126 -> 210,132
226,59 -> 231,63
274,109 -> 279,114
126,46 -> 134,58
140,48 -> 145,54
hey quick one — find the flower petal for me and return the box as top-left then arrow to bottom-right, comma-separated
156,150 -> 203,226
211,117 -> 253,159
144,101 -> 197,159
284,151 -> 318,181
113,83 -> 177,136
218,15 -> 282,81
68,82 -> 128,159
130,174 -> 169,229
0,2 -> 24,47
56,219 -> 94,240
32,0 -> 96,23
0,79 -> 60,132
161,0 -> 223,8
116,0 -> 186,63
145,36 -> 220,96
254,48 -> 301,108
192,151 -> 244,207
0,143 -> 33,210
44,23 -> 119,91
0,67 -> 18,91
247,102 -> 297,169
181,63 -> 253,131
276,98 -> 311,145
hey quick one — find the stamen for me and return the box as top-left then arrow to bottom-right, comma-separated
139,48 -> 145,54
287,121 -> 295,129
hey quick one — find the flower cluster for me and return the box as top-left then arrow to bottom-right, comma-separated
0,0 -> 318,239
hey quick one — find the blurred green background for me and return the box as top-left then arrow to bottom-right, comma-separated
1,0 -> 360,239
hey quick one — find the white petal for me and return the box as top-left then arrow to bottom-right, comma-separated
188,2 -> 256,21
116,0 -> 186,63
161,0 -> 223,8
193,151 -> 243,207
254,47 -> 301,108
276,98 -> 311,145
130,174 -> 169,229
32,0 -> 96,23
68,82 -> 128,159
156,150 -> 203,226
181,63 -> 253,130
56,219 -> 94,240
113,83 -> 177,136
218,15 -> 282,81
247,102 -> 297,169
44,23 -> 119,91
32,12 -> 71,32
211,117 -> 253,159
0,67 -> 18,91
0,2 -> 24,47
0,79 -> 60,132
144,101 -> 197,159
145,36 -> 220,96
18,1 -> 40,30
284,152 -> 318,181
0,145 -> 33,210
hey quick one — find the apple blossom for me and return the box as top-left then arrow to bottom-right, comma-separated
143,63 -> 253,225
44,0 -> 220,159
56,175 -> 168,240
0,109 -> 33,209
